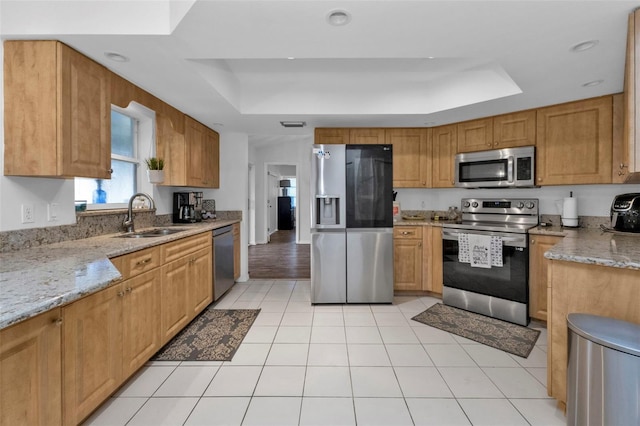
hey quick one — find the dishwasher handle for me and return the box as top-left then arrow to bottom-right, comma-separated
213,225 -> 233,237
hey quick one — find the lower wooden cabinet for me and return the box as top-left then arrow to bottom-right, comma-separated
528,234 -> 563,321
393,226 -> 423,291
62,284 -> 123,425
0,309 -> 62,426
425,226 -> 443,295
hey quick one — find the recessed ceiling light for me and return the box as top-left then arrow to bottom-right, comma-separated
280,121 -> 306,128
570,40 -> 599,53
287,57 -> 295,60
582,79 -> 604,87
327,10 -> 351,26
104,51 -> 129,62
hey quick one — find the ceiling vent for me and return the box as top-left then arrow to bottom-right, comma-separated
280,121 -> 306,128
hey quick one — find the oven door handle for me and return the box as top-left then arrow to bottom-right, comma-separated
441,229 -> 527,247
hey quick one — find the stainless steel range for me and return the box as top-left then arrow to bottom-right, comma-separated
441,198 -> 539,326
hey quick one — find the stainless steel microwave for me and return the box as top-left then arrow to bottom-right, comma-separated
455,146 -> 536,188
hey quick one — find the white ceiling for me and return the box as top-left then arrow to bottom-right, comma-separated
1,0 -> 638,146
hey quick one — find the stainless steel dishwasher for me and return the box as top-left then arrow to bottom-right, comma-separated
212,225 -> 235,301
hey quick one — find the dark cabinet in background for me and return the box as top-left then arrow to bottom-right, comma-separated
278,197 -> 294,230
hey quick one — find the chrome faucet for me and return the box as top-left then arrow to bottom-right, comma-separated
123,193 -> 155,233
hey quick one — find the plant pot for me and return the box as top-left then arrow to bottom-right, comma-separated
147,170 -> 165,184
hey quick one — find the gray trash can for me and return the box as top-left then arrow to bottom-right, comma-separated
566,313 -> 640,426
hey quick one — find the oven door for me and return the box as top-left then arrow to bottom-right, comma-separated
442,228 -> 529,304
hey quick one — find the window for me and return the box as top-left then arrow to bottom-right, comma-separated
74,108 -> 142,209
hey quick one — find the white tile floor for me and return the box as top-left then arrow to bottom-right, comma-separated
84,279 -> 566,426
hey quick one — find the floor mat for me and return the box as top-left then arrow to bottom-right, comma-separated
152,308 -> 260,361
411,303 -> 540,358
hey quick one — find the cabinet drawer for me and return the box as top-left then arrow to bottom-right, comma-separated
394,226 -> 423,239
114,246 -> 160,280
161,232 -> 211,264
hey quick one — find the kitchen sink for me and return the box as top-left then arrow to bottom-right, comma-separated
114,228 -> 190,238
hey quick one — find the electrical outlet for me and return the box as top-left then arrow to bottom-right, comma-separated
421,200 -> 426,209
21,204 -> 35,223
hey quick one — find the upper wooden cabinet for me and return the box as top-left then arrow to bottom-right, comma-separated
4,41 -> 111,179
457,111 -> 535,153
457,118 -> 493,153
204,127 -> 220,188
431,125 -> 457,188
536,96 -> 613,185
314,128 -> 350,145
350,128 -> 385,144
386,128 -> 431,187
622,9 -> 640,181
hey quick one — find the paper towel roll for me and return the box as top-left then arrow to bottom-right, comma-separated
562,197 -> 578,227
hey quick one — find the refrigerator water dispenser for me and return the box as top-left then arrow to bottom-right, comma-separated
316,196 -> 341,225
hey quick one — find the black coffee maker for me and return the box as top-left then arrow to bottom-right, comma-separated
610,193 -> 640,233
173,192 -> 203,223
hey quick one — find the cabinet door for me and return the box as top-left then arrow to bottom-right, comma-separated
161,258 -> 192,344
529,235 -> 562,321
350,128 -> 385,144
189,247 -> 213,315
493,110 -> 536,149
431,125 -> 456,188
203,128 -> 220,188
457,118 -> 493,153
1,309 -> 62,426
536,96 -> 613,185
185,116 -> 206,187
393,239 -> 422,291
233,223 -> 241,280
156,113 -> 187,186
387,128 -> 431,187
315,128 -> 349,144
63,285 -> 122,425
623,9 -> 640,177
122,269 -> 161,378
58,42 -> 111,179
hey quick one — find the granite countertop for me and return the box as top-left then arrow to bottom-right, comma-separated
0,220 -> 238,329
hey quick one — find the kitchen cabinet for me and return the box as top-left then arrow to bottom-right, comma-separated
204,127 -> 220,188
393,226 -> 423,291
457,118 -> 493,153
431,125 -> 457,188
536,96 -> 613,185
350,128 -> 385,144
547,260 -> 640,407
233,223 -> 241,280
156,112 -> 187,186
314,128 -> 350,144
528,234 -> 563,321
160,233 -> 212,343
622,9 -> 640,181
0,309 -> 62,426
62,284 -> 123,425
456,111 -> 536,153
386,128 -> 431,187
183,116 -> 220,188
427,226 -> 443,294
4,40 -> 111,179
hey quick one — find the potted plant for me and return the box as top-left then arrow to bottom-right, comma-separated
145,157 -> 165,183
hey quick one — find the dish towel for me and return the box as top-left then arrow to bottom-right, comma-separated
458,233 -> 470,263
468,234 -> 492,268
490,236 -> 503,267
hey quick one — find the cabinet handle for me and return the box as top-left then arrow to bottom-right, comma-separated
402,231 -> 410,235
117,291 -> 125,297
494,142 -> 499,146
126,287 -> 133,293
620,163 -> 628,169
108,168 -> 114,174
487,143 -> 491,147
418,242 -> 422,247
537,177 -> 542,182
136,258 -> 152,266
618,171 -> 626,176
531,239 -> 535,244
53,318 -> 63,326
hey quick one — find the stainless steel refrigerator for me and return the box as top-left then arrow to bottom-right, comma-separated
310,144 -> 394,304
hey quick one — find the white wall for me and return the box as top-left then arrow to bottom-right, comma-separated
395,184 -> 640,217
250,137 -> 313,244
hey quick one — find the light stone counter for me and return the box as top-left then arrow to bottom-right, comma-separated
0,220 -> 238,329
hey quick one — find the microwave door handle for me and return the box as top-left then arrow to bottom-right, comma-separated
507,156 -> 514,183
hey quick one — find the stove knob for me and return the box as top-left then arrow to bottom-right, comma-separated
525,202 -> 535,209
516,202 -> 525,209
463,201 -> 471,208
471,201 -> 478,208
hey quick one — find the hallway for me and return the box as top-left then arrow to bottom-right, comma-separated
248,230 -> 310,279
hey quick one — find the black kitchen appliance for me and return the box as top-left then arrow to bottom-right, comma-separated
610,193 -> 640,233
173,192 -> 203,223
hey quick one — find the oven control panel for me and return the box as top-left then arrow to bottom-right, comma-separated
461,198 -> 538,215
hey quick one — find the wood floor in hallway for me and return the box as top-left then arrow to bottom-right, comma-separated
248,229 -> 310,279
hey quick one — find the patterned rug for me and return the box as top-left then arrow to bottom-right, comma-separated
411,303 -> 540,358
152,308 -> 260,361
